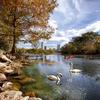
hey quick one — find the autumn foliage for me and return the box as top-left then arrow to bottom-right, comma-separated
0,0 -> 57,54
61,32 -> 100,55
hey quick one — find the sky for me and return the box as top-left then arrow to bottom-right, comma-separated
18,0 -> 100,48
46,0 -> 100,47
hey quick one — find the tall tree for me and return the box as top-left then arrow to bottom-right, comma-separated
0,0 -> 57,54
61,32 -> 100,54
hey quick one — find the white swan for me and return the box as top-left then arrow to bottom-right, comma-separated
70,69 -> 81,73
47,73 -> 62,85
69,62 -> 81,73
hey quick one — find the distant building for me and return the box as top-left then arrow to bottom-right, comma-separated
42,40 -> 62,50
57,44 -> 60,51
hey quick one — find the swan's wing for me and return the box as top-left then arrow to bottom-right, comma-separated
47,75 -> 57,81
70,69 -> 81,73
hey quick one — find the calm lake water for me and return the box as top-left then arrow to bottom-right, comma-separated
22,54 -> 100,100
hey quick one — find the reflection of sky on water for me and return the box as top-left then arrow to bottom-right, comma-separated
37,55 -> 100,100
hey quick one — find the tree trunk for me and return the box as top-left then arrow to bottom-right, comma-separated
10,12 -> 16,55
11,33 -> 16,55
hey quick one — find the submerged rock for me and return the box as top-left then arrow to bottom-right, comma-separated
14,75 -> 25,79
12,82 -> 21,91
19,77 -> 36,84
25,91 -> 36,97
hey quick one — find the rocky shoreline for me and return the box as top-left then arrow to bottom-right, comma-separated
0,51 -> 42,100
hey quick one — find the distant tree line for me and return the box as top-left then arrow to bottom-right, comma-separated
26,48 -> 55,55
61,32 -> 100,55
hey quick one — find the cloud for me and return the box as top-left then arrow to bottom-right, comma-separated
49,21 -> 100,46
48,19 -> 58,30
45,0 -> 100,47
64,21 -> 100,41
18,0 -> 100,48
51,0 -> 100,30
54,0 -> 78,23
54,31 -> 65,37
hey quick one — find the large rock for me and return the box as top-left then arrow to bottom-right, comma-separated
3,66 -> 14,74
1,82 -> 13,91
0,54 -> 12,63
0,90 -> 22,100
18,96 -> 29,100
0,90 -> 42,100
10,62 -> 23,69
4,69 -> 14,74
0,62 -> 7,68
0,65 -> 14,74
29,97 -> 42,100
0,73 -> 7,81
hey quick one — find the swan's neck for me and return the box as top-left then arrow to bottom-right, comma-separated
69,62 -> 73,69
56,75 -> 60,78
70,65 -> 73,70
57,74 -> 62,78
56,76 -> 60,85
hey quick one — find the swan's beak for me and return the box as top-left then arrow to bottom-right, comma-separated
58,73 -> 62,77
60,74 -> 62,77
